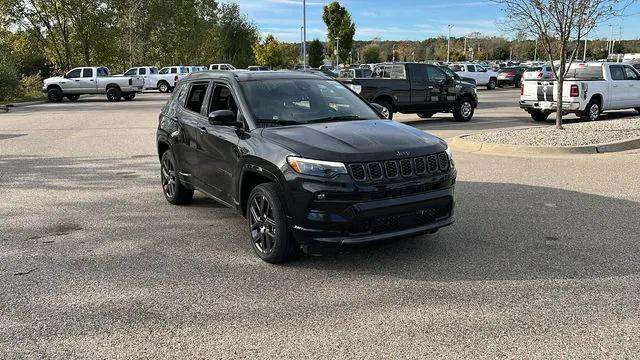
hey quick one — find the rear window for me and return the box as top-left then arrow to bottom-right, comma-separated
566,66 -> 604,80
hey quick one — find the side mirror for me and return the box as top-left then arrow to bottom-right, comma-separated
208,110 -> 239,126
63,74 -> 69,79
371,103 -> 390,119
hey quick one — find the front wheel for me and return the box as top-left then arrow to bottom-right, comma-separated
157,81 -> 170,93
487,78 -> 497,90
530,110 -> 550,122
106,87 -> 122,102
453,97 -> 474,122
247,183 -> 299,263
47,88 -> 63,103
160,150 -> 194,205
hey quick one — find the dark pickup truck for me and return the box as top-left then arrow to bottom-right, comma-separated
340,62 -> 478,121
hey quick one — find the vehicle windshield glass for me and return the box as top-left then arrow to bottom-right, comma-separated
150,67 -> 159,74
239,78 -> 381,126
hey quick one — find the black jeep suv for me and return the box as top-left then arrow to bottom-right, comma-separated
157,71 -> 456,263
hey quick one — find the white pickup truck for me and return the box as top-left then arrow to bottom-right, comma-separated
450,63 -> 499,89
520,62 -> 640,122
43,67 -> 144,102
120,66 -> 160,90
156,66 -> 190,93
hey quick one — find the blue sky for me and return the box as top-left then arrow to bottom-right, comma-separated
228,0 -> 640,43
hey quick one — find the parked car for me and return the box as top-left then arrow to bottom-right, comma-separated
449,63 -> 498,89
209,63 -> 236,70
339,68 -> 373,79
187,66 -> 208,73
498,66 -> 528,87
342,62 -> 477,121
42,66 -> 144,102
156,70 -> 456,262
520,62 -> 640,122
120,66 -> 160,90
522,63 -> 556,81
157,66 -> 190,93
248,66 -> 270,71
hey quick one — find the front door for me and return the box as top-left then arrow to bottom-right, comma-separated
609,65 -> 627,109
623,66 -> 640,108
63,68 -> 83,94
425,65 -> 450,109
199,83 -> 242,205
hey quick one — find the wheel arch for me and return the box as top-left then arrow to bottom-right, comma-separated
46,84 -> 62,92
372,93 -> 396,110
238,164 -> 281,218
105,83 -> 121,90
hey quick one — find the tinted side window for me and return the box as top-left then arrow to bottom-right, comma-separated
410,65 -> 427,82
124,69 -> 137,76
209,84 -> 238,116
67,69 -> 81,78
610,66 -> 625,80
150,67 -> 159,74
184,82 -> 210,113
139,68 -> 147,75
82,68 -> 94,78
426,66 -> 447,83
170,67 -> 177,74
159,68 -> 169,74
467,65 -> 476,72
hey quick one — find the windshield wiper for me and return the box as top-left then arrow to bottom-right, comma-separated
255,119 -> 301,126
306,115 -> 361,123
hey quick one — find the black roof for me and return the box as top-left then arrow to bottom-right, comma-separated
183,70 -> 329,82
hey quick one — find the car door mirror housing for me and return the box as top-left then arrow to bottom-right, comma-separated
370,103 -> 390,119
208,110 -> 239,126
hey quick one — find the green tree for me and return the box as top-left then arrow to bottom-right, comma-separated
362,44 -> 381,63
322,2 -> 355,65
213,3 -> 259,68
308,39 -> 324,68
253,34 -> 298,69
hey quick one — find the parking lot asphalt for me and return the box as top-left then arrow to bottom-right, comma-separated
1,90 -> 639,358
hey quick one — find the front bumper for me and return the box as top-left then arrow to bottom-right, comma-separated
519,100 -> 581,112
290,181 -> 455,247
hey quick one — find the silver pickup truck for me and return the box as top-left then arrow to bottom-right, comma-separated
42,67 -> 144,102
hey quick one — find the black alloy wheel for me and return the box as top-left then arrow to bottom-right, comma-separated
160,150 -> 193,205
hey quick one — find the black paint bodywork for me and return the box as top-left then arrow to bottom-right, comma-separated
157,71 -> 456,249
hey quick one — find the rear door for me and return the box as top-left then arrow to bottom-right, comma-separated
79,68 -> 96,92
176,81 -> 212,181
409,64 -> 428,108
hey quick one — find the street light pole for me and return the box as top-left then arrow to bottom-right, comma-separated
303,0 -> 307,68
300,27 -> 304,65
392,44 -> 395,62
447,25 -> 453,63
335,37 -> 340,67
583,37 -> 587,62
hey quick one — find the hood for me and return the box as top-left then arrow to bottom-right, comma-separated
43,76 -> 64,84
261,120 -> 447,162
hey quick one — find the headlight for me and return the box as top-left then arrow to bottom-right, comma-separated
287,156 -> 347,178
445,145 -> 453,160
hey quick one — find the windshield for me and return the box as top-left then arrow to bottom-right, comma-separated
239,79 -> 381,126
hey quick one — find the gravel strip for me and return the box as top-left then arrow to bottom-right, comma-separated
467,118 -> 640,147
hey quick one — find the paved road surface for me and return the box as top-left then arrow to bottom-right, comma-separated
1,91 -> 639,358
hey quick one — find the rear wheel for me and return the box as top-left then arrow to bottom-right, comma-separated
376,99 -> 394,120
581,100 -> 601,121
487,78 -> 497,90
160,150 -> 194,205
530,110 -> 550,122
122,92 -> 136,101
66,94 -> 80,101
453,97 -> 474,122
417,111 -> 436,119
47,88 -> 63,103
247,183 -> 299,263
106,87 -> 122,102
157,81 -> 170,93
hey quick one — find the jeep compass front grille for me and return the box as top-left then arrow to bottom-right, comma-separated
348,152 -> 449,182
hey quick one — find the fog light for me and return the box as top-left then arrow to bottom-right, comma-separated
317,193 -> 326,200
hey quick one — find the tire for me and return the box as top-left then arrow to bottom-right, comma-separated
581,99 -> 601,122
157,81 -> 170,93
66,94 -> 80,101
453,97 -> 475,122
530,110 -> 550,122
487,78 -> 497,90
247,183 -> 299,263
106,87 -> 122,102
376,99 -> 394,120
47,88 -> 63,103
160,150 -> 194,205
417,112 -> 436,119
122,92 -> 136,101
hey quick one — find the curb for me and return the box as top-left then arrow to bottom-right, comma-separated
1,100 -> 47,110
450,134 -> 640,155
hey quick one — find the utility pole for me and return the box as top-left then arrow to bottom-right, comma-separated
392,44 -> 395,62
464,37 -> 467,57
447,25 -> 453,63
583,37 -> 587,62
608,24 -> 614,57
300,27 -> 304,65
534,40 -> 538,62
303,0 -> 307,68
618,25 -> 623,62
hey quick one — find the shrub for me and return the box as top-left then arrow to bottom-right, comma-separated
0,55 -> 20,102
19,73 -> 43,99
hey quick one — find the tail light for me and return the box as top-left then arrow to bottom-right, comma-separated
174,75 -> 179,82
570,84 -> 579,97
520,83 -> 524,95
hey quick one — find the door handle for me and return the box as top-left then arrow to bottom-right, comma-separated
428,86 -> 434,89
89,79 -> 94,82
74,79 -> 80,82
612,84 -> 618,88
199,127 -> 208,134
